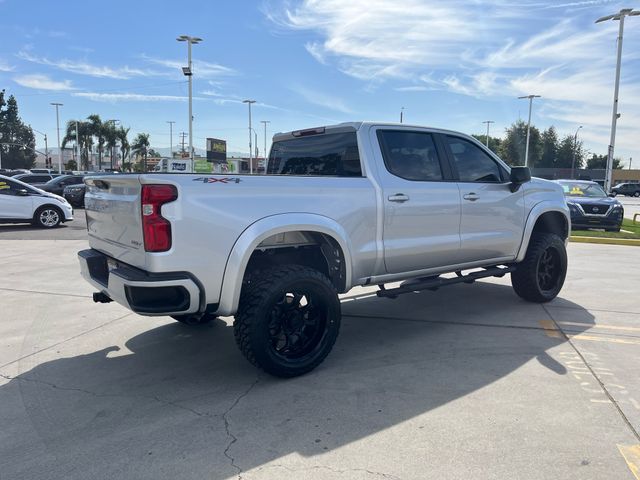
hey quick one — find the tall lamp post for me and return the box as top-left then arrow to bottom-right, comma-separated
167,121 -> 175,158
482,120 -> 494,148
243,99 -> 256,174
571,125 -> 583,179
31,127 -> 49,167
518,94 -> 541,167
50,102 -> 63,173
400,107 -> 405,123
177,35 -> 203,172
260,120 -> 270,165
596,8 -> 639,193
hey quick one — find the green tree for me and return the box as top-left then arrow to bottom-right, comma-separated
87,115 -> 106,170
555,134 -> 585,169
586,153 -> 623,170
131,133 -> 151,172
539,127 -> 558,168
103,122 -> 119,170
62,120 -> 93,170
65,159 -> 77,171
471,134 -> 502,155
117,126 -> 130,166
0,90 -> 37,169
498,120 -> 542,167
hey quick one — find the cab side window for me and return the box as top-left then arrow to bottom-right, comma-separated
446,136 -> 504,183
377,130 -> 443,181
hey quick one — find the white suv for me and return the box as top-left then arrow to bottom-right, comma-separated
0,174 -> 74,228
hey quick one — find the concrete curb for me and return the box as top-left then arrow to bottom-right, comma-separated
570,235 -> 640,246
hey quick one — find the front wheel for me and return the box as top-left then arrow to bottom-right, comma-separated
511,233 -> 567,303
33,206 -> 62,228
234,265 -> 341,378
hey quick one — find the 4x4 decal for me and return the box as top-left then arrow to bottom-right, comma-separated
192,177 -> 242,184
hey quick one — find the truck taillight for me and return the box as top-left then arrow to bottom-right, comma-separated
141,184 -> 178,252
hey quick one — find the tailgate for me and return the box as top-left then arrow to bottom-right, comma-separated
84,175 -> 146,268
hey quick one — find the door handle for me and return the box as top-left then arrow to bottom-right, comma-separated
463,193 -> 479,201
388,193 -> 410,203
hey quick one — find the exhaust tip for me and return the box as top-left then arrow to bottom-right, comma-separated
93,292 -> 113,303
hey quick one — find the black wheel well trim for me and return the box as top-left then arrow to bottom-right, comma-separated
531,210 -> 569,240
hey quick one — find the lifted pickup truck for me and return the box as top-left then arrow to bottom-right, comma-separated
79,122 -> 570,377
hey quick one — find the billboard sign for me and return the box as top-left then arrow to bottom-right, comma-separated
206,138 -> 227,163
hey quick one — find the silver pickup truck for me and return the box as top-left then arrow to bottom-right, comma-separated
79,122 -> 570,377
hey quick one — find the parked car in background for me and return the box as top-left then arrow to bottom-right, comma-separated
63,183 -> 86,207
12,173 -> 56,186
611,182 -> 640,197
555,180 -> 624,232
30,168 -> 54,174
0,174 -> 74,228
40,174 -> 86,196
3,169 -> 31,177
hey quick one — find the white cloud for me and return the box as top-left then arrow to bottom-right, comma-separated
140,54 -> 236,79
72,92 -> 191,103
290,85 -> 353,114
17,50 -> 166,79
0,59 -> 14,72
13,74 -> 74,90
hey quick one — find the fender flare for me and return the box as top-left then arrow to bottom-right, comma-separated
216,213 -> 354,316
516,201 -> 570,262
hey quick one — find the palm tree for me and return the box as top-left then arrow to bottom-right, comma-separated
87,114 -> 105,170
62,120 -> 93,170
117,126 -> 130,169
131,133 -> 151,172
103,122 -> 118,170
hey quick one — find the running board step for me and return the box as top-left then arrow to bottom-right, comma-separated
376,265 -> 516,299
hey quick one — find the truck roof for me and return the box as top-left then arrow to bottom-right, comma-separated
272,121 -> 471,142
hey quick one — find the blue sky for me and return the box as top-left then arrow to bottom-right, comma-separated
1,0 -> 639,164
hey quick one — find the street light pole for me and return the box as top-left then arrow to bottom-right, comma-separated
596,8 -> 639,193
571,125 -> 583,179
177,35 -> 203,173
243,99 -> 256,174
50,103 -> 63,173
75,121 -> 81,169
518,95 -> 541,167
482,120 -> 494,148
31,127 -> 49,167
260,120 -> 270,164
400,107 -> 405,124
167,121 -> 175,158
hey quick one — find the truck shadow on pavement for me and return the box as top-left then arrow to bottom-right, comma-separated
1,281 -> 594,479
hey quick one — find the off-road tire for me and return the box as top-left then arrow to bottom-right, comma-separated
33,206 -> 63,228
171,312 -> 217,326
234,265 -> 341,378
511,232 -> 567,303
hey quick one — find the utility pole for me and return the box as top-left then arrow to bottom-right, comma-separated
243,99 -> 256,174
260,120 -> 270,166
75,121 -> 80,170
177,35 -> 202,173
400,107 -> 405,124
482,120 -> 494,148
571,126 -> 583,179
630,157 -> 633,170
179,132 -> 187,156
596,8 -> 639,193
167,121 -> 175,158
50,102 -> 63,173
518,94 -> 541,167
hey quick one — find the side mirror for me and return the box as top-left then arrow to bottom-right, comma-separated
509,166 -> 531,192
16,189 -> 29,196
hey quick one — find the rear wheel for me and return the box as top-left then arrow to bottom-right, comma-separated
511,232 -> 567,303
33,206 -> 62,228
234,265 -> 341,378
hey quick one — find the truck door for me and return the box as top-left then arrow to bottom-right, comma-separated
441,134 -> 524,264
374,128 -> 462,274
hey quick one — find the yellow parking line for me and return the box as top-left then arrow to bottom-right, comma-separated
618,444 -> 640,480
539,320 -> 563,338
568,334 -> 640,346
558,321 -> 640,333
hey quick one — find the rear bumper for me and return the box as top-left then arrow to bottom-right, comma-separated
78,249 -> 202,316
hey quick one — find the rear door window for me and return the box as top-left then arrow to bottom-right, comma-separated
377,130 -> 444,181
268,132 -> 361,176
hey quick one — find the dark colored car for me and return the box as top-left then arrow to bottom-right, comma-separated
555,180 -> 624,232
12,173 -> 55,186
63,183 -> 86,208
611,182 -> 640,197
40,174 -> 86,196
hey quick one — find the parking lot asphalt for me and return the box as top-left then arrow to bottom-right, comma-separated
1,239 -> 639,479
